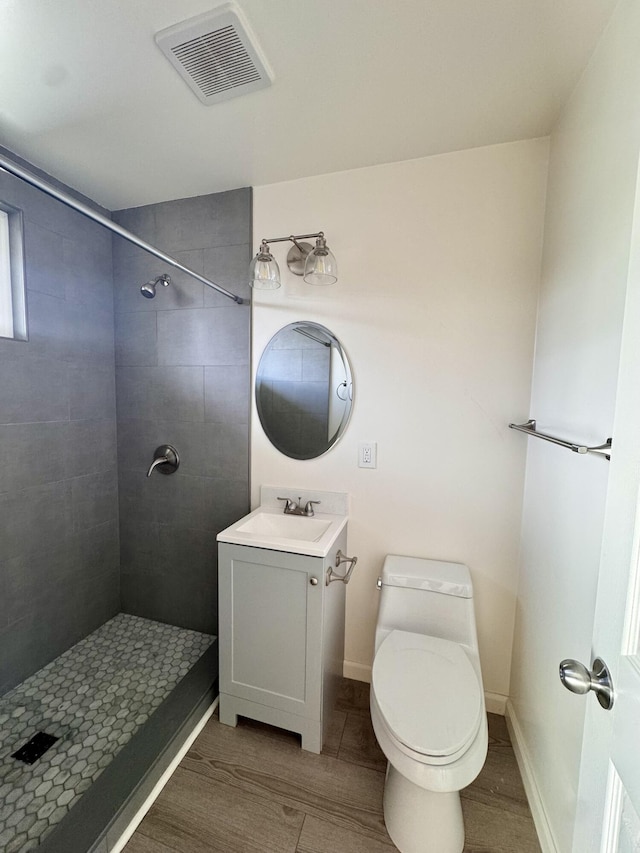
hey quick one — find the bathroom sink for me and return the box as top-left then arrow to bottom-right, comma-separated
236,512 -> 332,542
217,506 -> 348,557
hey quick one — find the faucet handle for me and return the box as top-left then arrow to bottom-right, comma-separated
304,500 -> 321,516
147,445 -> 180,477
277,497 -> 297,513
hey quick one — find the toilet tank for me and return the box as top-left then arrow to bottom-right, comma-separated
374,555 -> 479,653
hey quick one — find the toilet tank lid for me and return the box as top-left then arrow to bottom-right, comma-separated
381,555 -> 473,598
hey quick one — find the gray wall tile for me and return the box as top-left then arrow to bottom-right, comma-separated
115,366 -> 156,421
116,365 -> 204,422
0,165 -> 119,689
119,571 -> 157,620
66,419 -> 117,479
154,366 -> 205,421
115,418 -> 159,473
25,290 -> 71,362
23,221 -> 66,298
0,612 -> 60,692
119,520 -> 158,575
63,235 -> 114,311
0,481 -> 73,562
0,173 -> 111,251
303,347 -> 331,381
79,520 -> 120,579
153,189 -> 251,253
69,364 -> 116,421
1,156 -> 247,683
2,538 -> 80,627
114,189 -> 251,634
0,422 -> 68,492
121,569 -> 217,634
0,357 -> 70,424
78,568 -> 121,631
66,301 -> 115,365
115,311 -> 157,366
157,306 -> 249,366
117,468 -> 155,529
0,334 -> 30,363
71,470 -> 119,531
116,366 -> 204,422
111,207 -> 157,248
203,479 -> 249,531
156,525 -> 217,582
260,347 -> 303,381
154,475 -> 206,529
271,380 -> 329,415
268,414 -> 303,458
204,423 -> 249,480
203,243 -> 252,308
205,365 -> 250,423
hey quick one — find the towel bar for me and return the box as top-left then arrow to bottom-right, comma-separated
509,419 -> 611,460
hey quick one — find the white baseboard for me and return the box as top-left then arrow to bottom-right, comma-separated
484,692 -> 508,715
505,699 -> 558,853
110,697 -> 218,853
343,660 -> 372,682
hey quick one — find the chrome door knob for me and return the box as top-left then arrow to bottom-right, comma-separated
559,657 -> 614,710
309,577 -> 318,586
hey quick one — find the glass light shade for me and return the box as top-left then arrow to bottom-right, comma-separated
249,247 -> 281,290
303,237 -> 337,285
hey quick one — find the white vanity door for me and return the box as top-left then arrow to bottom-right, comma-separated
219,543 -> 323,719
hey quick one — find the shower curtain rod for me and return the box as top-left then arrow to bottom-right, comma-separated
0,153 -> 244,305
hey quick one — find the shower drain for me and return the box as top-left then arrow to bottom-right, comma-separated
11,731 -> 60,765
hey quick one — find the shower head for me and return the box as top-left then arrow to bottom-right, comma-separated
141,273 -> 171,298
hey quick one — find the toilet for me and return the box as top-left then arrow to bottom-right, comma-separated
370,555 -> 488,853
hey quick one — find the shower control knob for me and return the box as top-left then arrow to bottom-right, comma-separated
146,445 -> 180,477
309,577 -> 319,586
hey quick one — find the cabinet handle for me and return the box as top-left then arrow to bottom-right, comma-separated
309,577 -> 319,586
326,551 -> 358,585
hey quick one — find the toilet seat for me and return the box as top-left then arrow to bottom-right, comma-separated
372,630 -> 483,761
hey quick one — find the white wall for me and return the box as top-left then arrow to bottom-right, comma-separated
252,139 -> 548,705
509,1 -> 640,850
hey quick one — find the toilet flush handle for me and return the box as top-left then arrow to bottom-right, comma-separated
376,577 -> 382,590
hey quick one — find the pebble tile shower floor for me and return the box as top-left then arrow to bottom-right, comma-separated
0,613 -> 214,853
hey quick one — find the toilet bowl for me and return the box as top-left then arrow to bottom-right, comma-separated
370,556 -> 488,853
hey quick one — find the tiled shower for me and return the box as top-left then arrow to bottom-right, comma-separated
113,191 -> 251,634
0,147 -> 251,851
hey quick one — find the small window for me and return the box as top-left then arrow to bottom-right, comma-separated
0,201 -> 27,341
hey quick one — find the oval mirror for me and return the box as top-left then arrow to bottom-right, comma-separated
256,322 -> 354,460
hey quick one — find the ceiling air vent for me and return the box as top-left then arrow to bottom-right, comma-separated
155,3 -> 273,106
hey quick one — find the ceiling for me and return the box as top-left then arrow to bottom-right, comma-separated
0,0 -> 618,211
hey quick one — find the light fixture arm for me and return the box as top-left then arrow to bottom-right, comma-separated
258,232 -> 324,247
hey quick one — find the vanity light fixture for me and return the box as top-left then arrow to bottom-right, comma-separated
249,241 -> 281,290
249,232 -> 338,290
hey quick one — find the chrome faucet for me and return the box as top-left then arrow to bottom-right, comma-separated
277,497 -> 321,517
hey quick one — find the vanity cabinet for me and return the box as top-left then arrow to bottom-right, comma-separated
218,530 -> 347,753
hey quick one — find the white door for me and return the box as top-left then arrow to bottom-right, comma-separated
569,156 -> 640,852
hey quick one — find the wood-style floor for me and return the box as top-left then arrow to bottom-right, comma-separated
124,679 -> 541,853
